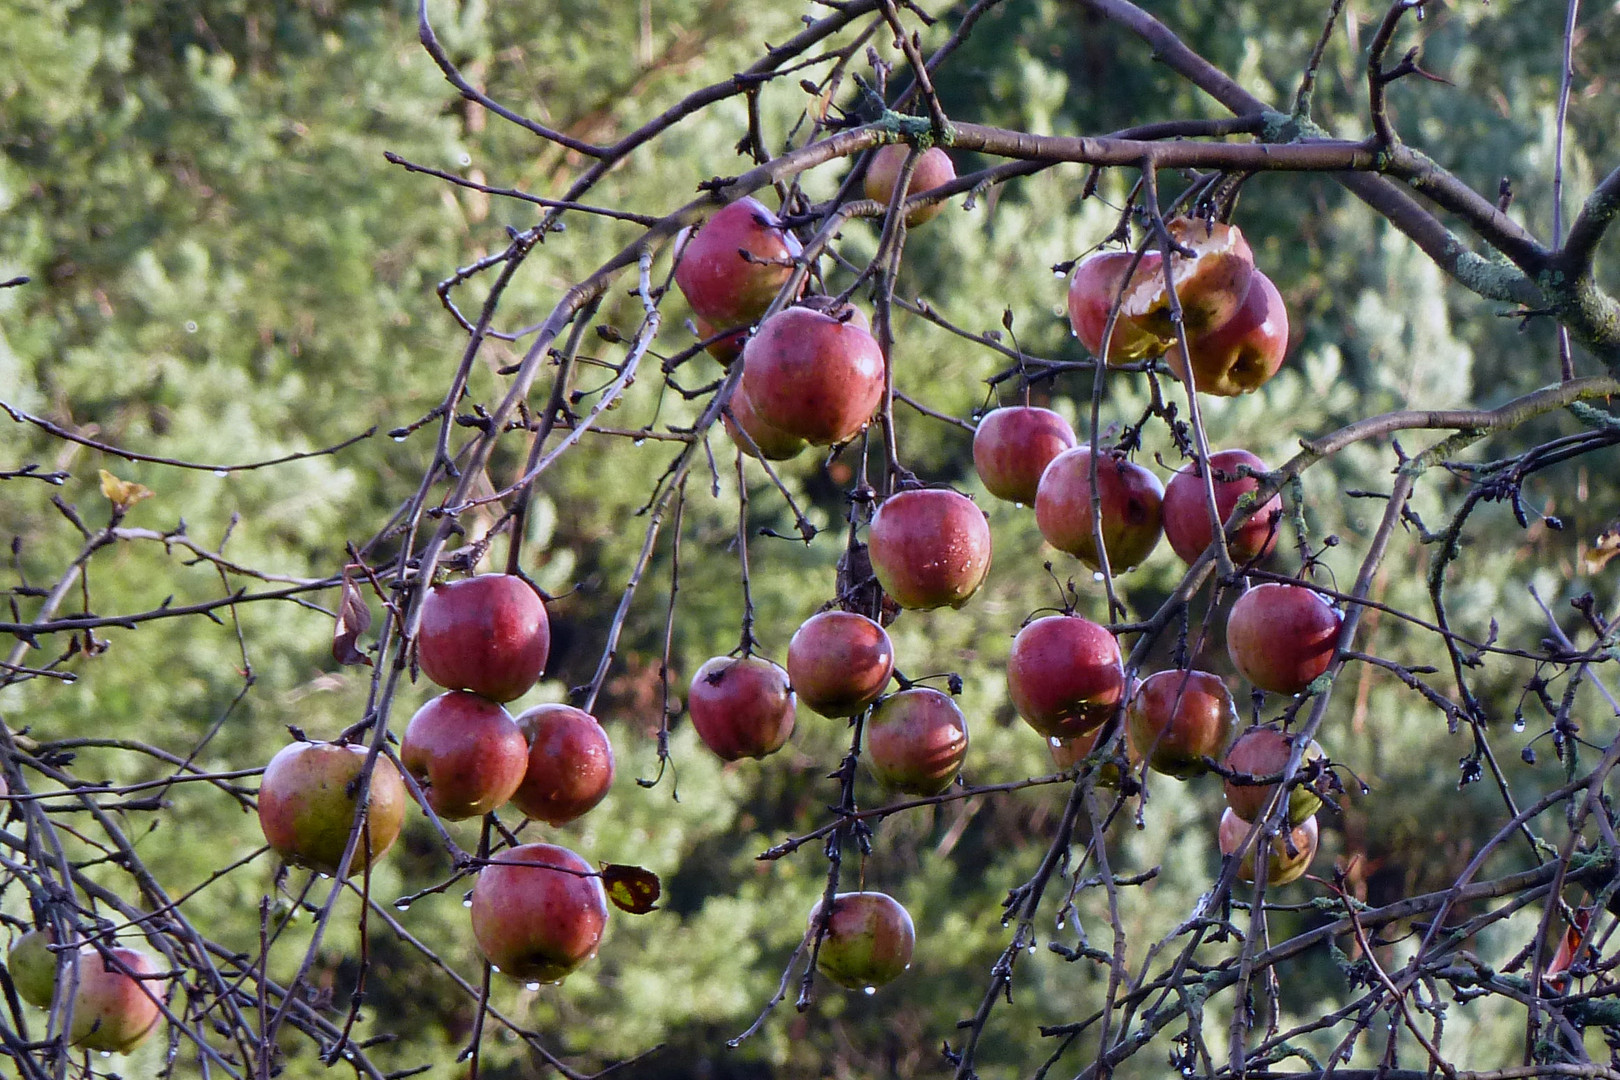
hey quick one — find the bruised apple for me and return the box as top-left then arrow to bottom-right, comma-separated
1218,808 -> 1319,886
400,692 -> 529,821
1160,449 -> 1281,565
864,144 -> 956,226
973,406 -> 1077,504
867,489 -> 993,610
740,307 -> 886,446
471,843 -> 608,983
510,704 -> 616,826
865,688 -> 969,796
1007,614 -> 1125,739
674,196 -> 802,328
1067,250 -> 1167,363
416,574 -> 550,703
1227,583 -> 1342,695
1223,725 -> 1324,826
1166,270 -> 1289,396
1122,217 -> 1254,338
1035,447 -> 1163,572
257,742 -> 407,876
68,945 -> 163,1053
810,892 -> 914,990
687,656 -> 796,761
786,611 -> 894,718
1126,669 -> 1237,780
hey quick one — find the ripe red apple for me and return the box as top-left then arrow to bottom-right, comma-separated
1223,725 -> 1324,826
972,406 -> 1078,504
1122,217 -> 1255,338
1166,269 -> 1289,396
1226,583 -> 1342,695
740,307 -> 885,446
257,742 -> 407,876
865,688 -> 969,796
510,704 -> 616,825
1035,447 -> 1164,572
1218,808 -> 1319,886
470,843 -> 608,983
687,655 -> 796,761
724,384 -> 806,461
1126,669 -> 1237,780
867,489 -> 993,610
674,195 -> 803,328
1049,722 -> 1142,787
810,891 -> 914,990
416,574 -> 550,703
68,945 -> 162,1053
7,928 -> 57,1008
864,144 -> 956,226
1067,249 -> 1168,363
786,611 -> 894,718
400,692 -> 529,821
1160,449 -> 1281,566
1007,614 -> 1125,739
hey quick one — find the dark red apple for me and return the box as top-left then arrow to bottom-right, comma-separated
1226,583 -> 1342,695
1067,249 -> 1168,363
786,611 -> 894,718
416,574 -> 549,703
864,144 -> 956,226
510,704 -> 616,826
400,692 -> 529,821
674,195 -> 803,328
1126,669 -> 1237,780
1007,614 -> 1125,739
1166,269 -> 1288,396
470,843 -> 608,983
1035,446 -> 1164,572
865,688 -> 968,796
1122,217 -> 1255,338
7,928 -> 57,1008
1218,808 -> 1319,886
687,655 -> 796,761
1160,449 -> 1281,566
724,384 -> 806,461
740,307 -> 885,446
973,407 -> 1078,504
257,742 -> 407,876
1223,725 -> 1324,825
68,945 -> 162,1053
810,891 -> 914,990
867,489 -> 993,610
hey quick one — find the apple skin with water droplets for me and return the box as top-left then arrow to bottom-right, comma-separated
471,843 -> 609,984
810,892 -> 914,991
867,490 -> 992,610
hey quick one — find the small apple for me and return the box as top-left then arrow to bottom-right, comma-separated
740,307 -> 885,446
674,196 -> 803,328
1122,217 -> 1255,338
810,891 -> 914,990
257,742 -> 407,877
400,692 -> 529,821
786,611 -> 894,718
1067,250 -> 1168,363
1166,269 -> 1289,396
1049,723 -> 1142,788
864,144 -> 956,226
692,315 -> 749,366
867,489 -> 993,610
1126,669 -> 1237,780
972,406 -> 1078,505
510,704 -> 616,826
865,688 -> 969,796
687,655 -> 796,761
1160,449 -> 1281,566
1006,615 -> 1125,739
69,945 -> 162,1053
1223,725 -> 1324,826
1226,583 -> 1342,695
1035,447 -> 1164,572
470,843 -> 608,983
1218,808 -> 1319,886
7,928 -> 57,1008
416,574 -> 550,703
724,384 -> 806,461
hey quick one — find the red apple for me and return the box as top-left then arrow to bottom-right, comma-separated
1067,250 -> 1168,363
973,407 -> 1078,504
68,945 -> 162,1053
1218,808 -> 1319,886
1035,447 -> 1164,571
724,384 -> 806,461
1166,269 -> 1289,396
867,489 -> 993,610
1122,217 -> 1255,338
257,742 -> 407,876
510,704 -> 616,826
865,688 -> 969,796
740,307 -> 885,446
1226,583 -> 1342,695
1223,725 -> 1324,826
1160,449 -> 1281,565
1126,669 -> 1237,780
1007,614 -> 1125,739
1049,721 -> 1142,788
786,611 -> 894,718
674,195 -> 803,328
687,655 -> 796,761
810,891 -> 914,990
416,574 -> 550,703
692,315 -> 749,366
864,144 -> 956,226
795,295 -> 870,331
470,843 -> 607,983
7,928 -> 57,1008
400,692 -> 529,821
